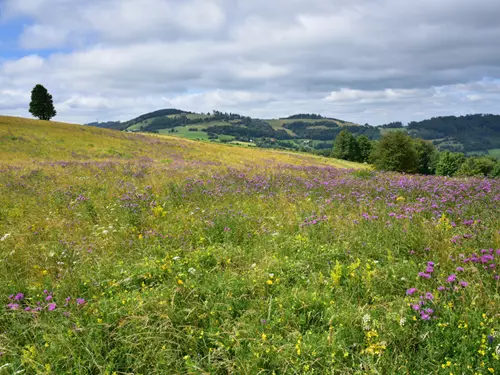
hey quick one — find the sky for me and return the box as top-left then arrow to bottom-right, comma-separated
1,0 -> 500,125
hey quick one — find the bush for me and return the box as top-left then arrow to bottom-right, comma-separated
435,151 -> 465,176
370,131 -> 417,172
455,157 -> 497,177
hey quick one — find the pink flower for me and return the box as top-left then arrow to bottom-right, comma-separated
47,303 -> 56,311
406,288 -> 417,295
459,281 -> 468,287
7,303 -> 19,310
447,274 -> 457,283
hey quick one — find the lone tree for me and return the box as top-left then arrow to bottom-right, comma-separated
29,84 -> 57,121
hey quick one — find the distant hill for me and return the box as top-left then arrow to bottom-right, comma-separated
92,109 -> 372,154
86,121 -> 124,130
89,109 -> 500,157
377,114 -> 500,155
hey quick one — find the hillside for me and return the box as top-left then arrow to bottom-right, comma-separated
88,110 -> 377,154
89,110 -> 500,157
0,116 -> 360,169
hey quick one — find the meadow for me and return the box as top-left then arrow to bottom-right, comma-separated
0,117 -> 499,374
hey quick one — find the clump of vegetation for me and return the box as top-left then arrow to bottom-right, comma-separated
333,129 -> 500,177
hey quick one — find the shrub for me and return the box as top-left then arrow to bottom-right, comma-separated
370,131 -> 417,172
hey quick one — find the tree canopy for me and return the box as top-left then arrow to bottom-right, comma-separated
29,84 -> 57,121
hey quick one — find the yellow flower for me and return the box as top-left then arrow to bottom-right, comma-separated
396,196 -> 405,201
261,333 -> 267,341
177,279 -> 184,285
266,279 -> 273,285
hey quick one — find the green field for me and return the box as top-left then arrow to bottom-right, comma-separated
0,116 -> 498,374
487,148 -> 500,158
159,126 -> 210,141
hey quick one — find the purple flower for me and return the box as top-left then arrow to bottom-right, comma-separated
418,272 -> 431,279
459,281 -> 468,287
24,307 -> 31,311
425,292 -> 434,300
425,266 -> 434,273
14,293 -> 24,301
411,304 -> 420,311
456,267 -> 464,272
7,303 -> 19,310
427,261 -> 435,267
406,288 -> 417,295
47,303 -> 56,311
447,274 -> 457,283
421,314 -> 431,321
45,295 -> 53,301
437,286 -> 446,291
76,298 -> 85,305
424,308 -> 434,314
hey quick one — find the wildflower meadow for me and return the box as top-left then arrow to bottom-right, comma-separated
0,117 -> 499,374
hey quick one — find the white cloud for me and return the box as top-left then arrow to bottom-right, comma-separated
1,0 -> 500,124
19,24 -> 68,49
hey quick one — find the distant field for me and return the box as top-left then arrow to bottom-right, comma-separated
159,126 -> 210,141
266,118 -> 357,130
487,148 -> 500,158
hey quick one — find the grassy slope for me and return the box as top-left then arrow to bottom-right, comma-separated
1,116 -> 498,374
0,116 -> 360,168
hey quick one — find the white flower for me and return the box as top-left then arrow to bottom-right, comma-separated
0,233 -> 11,241
496,344 -> 500,356
102,230 -> 109,234
173,256 -> 181,261
399,317 -> 406,327
188,268 -> 196,274
269,273 -> 275,278
362,314 -> 371,330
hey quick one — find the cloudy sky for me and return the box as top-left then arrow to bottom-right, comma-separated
1,0 -> 500,125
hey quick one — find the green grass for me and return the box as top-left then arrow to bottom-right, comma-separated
487,148 -> 500,159
159,126 -> 210,141
0,116 -> 498,374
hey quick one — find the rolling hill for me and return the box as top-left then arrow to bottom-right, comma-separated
0,115 -> 361,170
88,110 -> 500,158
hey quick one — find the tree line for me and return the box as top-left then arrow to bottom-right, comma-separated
332,130 -> 500,178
